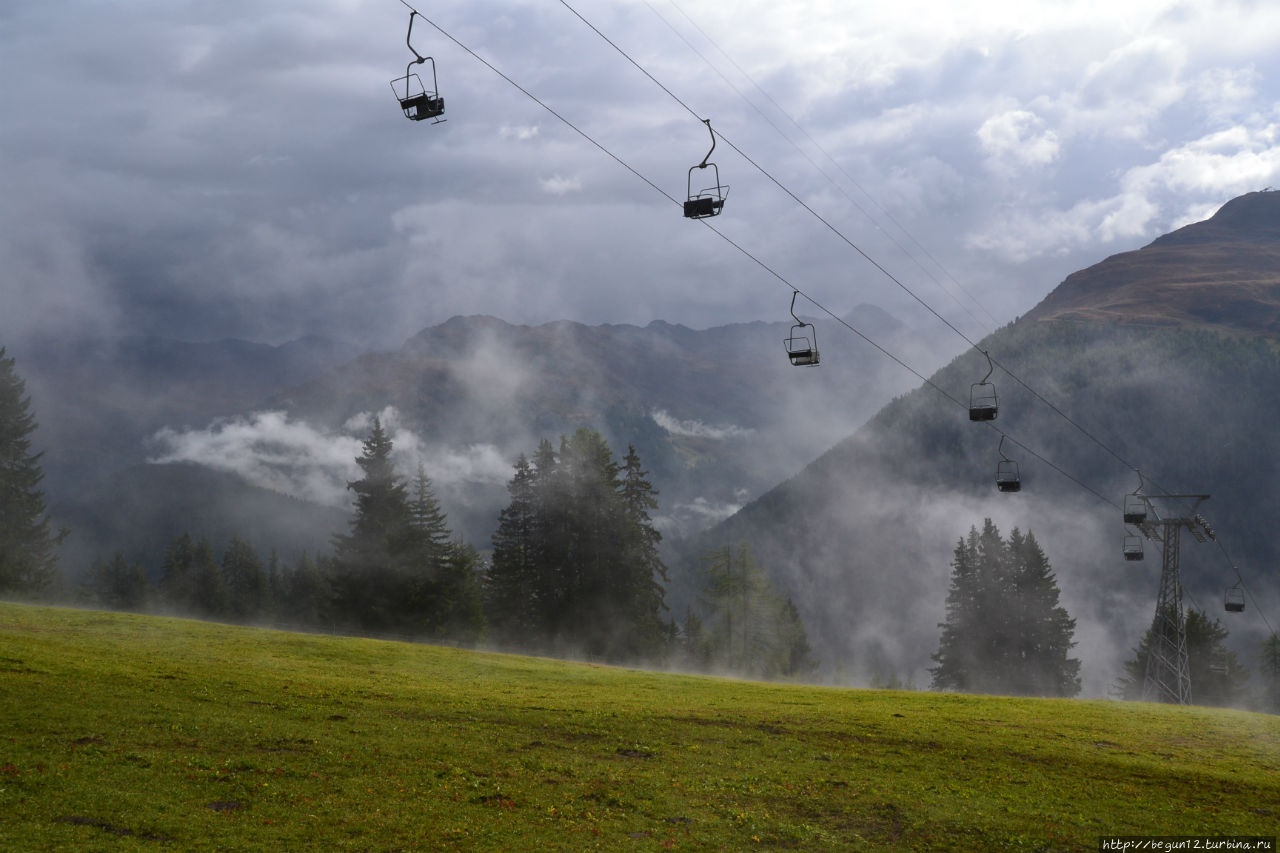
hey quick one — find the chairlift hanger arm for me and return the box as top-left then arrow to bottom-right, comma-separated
406,11 -> 427,64
979,349 -> 994,385
790,289 -> 808,327
696,118 -> 716,169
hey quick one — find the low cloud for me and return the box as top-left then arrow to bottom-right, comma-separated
150,407 -> 512,507
651,409 -> 754,440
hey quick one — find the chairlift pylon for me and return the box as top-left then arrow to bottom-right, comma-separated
783,290 -> 819,366
995,435 -> 1020,492
391,12 -> 445,123
683,119 -> 727,219
1225,583 -> 1245,613
968,350 -> 998,421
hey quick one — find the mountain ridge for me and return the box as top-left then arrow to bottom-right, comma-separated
1024,190 -> 1280,335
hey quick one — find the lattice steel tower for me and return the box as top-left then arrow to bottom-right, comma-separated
1124,492 -> 1216,705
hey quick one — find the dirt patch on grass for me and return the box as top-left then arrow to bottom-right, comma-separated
616,747 -> 656,759
55,815 -> 175,842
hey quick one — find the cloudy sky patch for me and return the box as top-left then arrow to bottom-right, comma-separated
4,0 -> 1280,351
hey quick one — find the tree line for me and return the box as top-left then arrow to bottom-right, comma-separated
0,344 -> 813,674
3,344 -> 1277,700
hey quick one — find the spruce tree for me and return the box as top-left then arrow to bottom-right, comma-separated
0,347 -> 64,596
281,553 -> 333,628
486,454 -> 541,643
615,444 -> 669,659
697,542 -> 815,678
1259,632 -> 1280,713
930,519 -> 1080,697
330,417 -> 415,632
159,532 -> 198,609
408,462 -> 451,574
485,431 -> 672,662
188,536 -> 228,618
1117,608 -> 1247,706
221,536 -> 266,622
81,552 -> 148,611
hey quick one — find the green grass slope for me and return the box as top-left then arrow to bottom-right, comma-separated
2,603 -> 1276,851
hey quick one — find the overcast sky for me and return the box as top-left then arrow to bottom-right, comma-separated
5,0 -> 1280,352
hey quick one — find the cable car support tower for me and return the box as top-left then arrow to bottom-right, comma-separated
1126,491 -> 1216,705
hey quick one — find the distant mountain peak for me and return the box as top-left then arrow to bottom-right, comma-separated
1024,191 -> 1280,336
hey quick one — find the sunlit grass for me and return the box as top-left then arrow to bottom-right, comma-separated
1,602 -> 1277,851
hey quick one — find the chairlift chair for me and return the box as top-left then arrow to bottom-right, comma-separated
1123,535 -> 1144,561
1225,584 -> 1245,613
392,12 -> 445,123
968,351 -> 998,421
684,119 -> 727,219
1123,493 -> 1147,525
784,291 -> 819,366
995,436 -> 1020,492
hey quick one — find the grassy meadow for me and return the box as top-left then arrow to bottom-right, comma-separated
1,602 -> 1277,851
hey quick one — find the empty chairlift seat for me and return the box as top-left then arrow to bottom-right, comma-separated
392,13 -> 446,124
969,382 -> 998,421
1225,585 -> 1246,613
784,291 -> 819,366
996,459 -> 1021,492
684,119 -> 727,219
1123,494 -> 1147,525
1123,536 -> 1144,561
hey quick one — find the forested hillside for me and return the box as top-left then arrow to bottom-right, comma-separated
688,287 -> 1280,695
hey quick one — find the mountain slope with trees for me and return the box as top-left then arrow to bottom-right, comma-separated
687,193 -> 1280,699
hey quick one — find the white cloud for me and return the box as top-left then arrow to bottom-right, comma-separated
151,407 -> 512,507
967,122 -> 1280,260
539,174 -> 582,195
977,109 -> 1060,170
650,409 -> 753,440
150,410 -> 364,507
499,124 -> 540,141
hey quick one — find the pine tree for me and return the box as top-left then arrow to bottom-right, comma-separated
280,552 -> 333,628
1117,608 -> 1247,706
408,462 -> 451,572
81,552 -> 148,611
929,528 -> 982,692
1005,529 -> 1081,696
930,520 -> 1080,697
159,532 -> 198,609
0,347 -> 64,596
330,417 -> 415,632
158,532 -> 227,617
615,444 -> 669,659
433,541 -> 485,644
221,536 -> 266,622
696,542 -> 814,678
189,536 -> 228,619
486,454 -> 541,643
1259,632 -> 1280,713
485,431 -> 672,662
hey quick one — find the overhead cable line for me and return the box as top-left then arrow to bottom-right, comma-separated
557,0 -> 1173,501
391,1 -> 1119,515
393,1 -> 1273,636
641,0 -> 998,337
